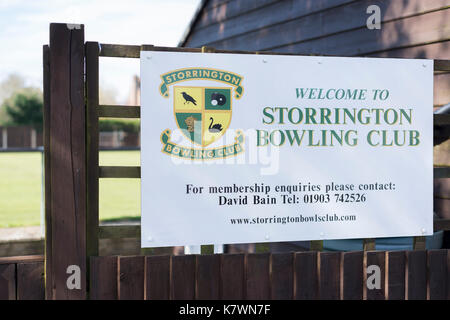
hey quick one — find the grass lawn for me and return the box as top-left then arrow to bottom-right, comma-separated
0,150 -> 141,227
0,152 -> 42,227
99,150 -> 141,222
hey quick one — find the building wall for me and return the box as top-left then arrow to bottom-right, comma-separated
183,0 -> 450,106
182,0 -> 450,219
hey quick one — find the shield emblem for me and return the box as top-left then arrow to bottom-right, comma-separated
173,86 -> 232,147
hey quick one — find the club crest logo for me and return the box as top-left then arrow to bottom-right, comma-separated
158,68 -> 245,160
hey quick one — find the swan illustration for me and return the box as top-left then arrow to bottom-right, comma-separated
208,117 -> 223,133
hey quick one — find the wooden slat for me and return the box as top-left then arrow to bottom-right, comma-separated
196,254 -> 220,299
0,264 -> 16,300
144,43 -> 303,56
371,41 -> 450,61
245,253 -> 270,299
100,44 -> 203,57
294,252 -> 318,300
0,255 -> 44,265
448,250 -> 450,300
406,250 -> 427,300
413,236 -> 427,250
149,45 -> 304,56
365,251 -> 386,300
90,256 -> 118,300
204,0 -> 233,10
171,255 -> 196,300
48,22 -> 86,300
434,59 -> 450,72
146,255 -> 170,300
143,45 -> 201,53
0,239 -> 44,257
319,252 -> 341,300
434,167 -> 450,178
271,253 -> 293,300
116,43 -> 288,56
194,0 -> 280,30
310,240 -> 323,251
188,0 -> 357,47
220,254 -> 245,299
342,251 -> 363,300
433,73 -> 450,107
43,43 -> 52,300
99,225 -> 140,239
118,256 -> 145,300
428,250 -> 448,300
274,9 -> 450,56
86,41 -> 100,261
387,251 -> 406,300
363,239 -> 376,251
99,44 -> 141,58
99,166 -> 141,178
16,262 -> 45,300
201,46 -> 216,53
98,105 -> 140,118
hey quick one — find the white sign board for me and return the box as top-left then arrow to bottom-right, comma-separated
140,51 -> 433,248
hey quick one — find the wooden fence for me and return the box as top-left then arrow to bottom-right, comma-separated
3,22 -> 450,300
1,250 -> 448,300
0,125 -> 138,150
90,250 -> 450,300
0,256 -> 44,300
0,126 -> 42,149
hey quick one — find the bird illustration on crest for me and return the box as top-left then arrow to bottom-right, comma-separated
181,92 -> 197,105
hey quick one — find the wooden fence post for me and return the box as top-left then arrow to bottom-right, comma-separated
85,41 -> 100,260
43,43 -> 51,299
46,23 -> 86,299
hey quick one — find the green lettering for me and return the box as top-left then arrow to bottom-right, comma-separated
262,107 -> 275,124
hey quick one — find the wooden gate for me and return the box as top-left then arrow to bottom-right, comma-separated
2,22 -> 450,300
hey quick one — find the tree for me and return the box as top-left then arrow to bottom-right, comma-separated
2,88 -> 43,131
0,74 -> 27,125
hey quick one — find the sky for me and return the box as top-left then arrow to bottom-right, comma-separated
0,0 -> 201,103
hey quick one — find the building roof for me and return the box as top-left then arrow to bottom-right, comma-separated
178,0 -> 209,47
